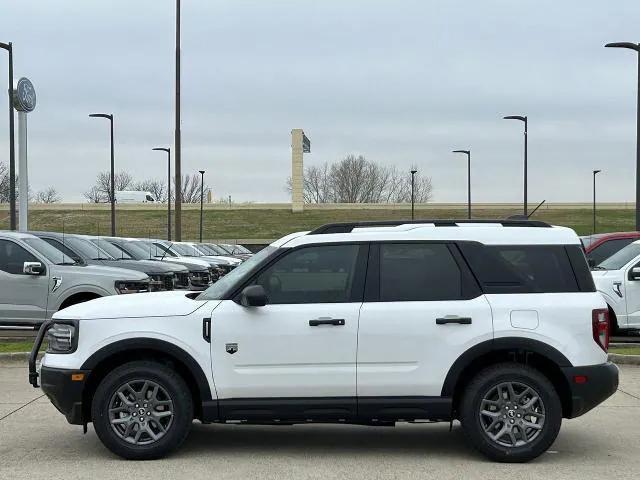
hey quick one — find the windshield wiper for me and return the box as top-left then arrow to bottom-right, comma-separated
591,265 -> 607,270
56,261 -> 77,266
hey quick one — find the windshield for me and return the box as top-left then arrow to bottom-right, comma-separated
198,246 -> 277,300
598,242 -> 640,270
67,237 -> 113,260
23,238 -> 77,265
207,244 -> 229,255
118,241 -> 153,260
147,241 -> 177,258
231,244 -> 251,254
172,243 -> 201,256
90,238 -> 133,260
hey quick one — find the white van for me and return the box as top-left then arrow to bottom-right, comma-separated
115,191 -> 155,203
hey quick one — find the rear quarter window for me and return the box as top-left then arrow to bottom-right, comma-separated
459,243 -> 584,294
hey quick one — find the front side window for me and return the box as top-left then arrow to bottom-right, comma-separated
379,243 -> 463,301
590,238 -> 636,267
0,239 -> 40,274
254,245 -> 361,304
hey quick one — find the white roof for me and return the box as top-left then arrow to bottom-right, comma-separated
275,223 -> 580,248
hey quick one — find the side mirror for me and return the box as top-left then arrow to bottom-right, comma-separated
587,258 -> 596,268
239,285 -> 267,307
629,267 -> 640,281
23,261 -> 45,275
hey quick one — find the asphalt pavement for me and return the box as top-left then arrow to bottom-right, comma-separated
1,361 -> 639,480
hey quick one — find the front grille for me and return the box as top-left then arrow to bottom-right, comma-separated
164,274 -> 174,291
190,271 -> 211,290
174,272 -> 189,289
149,274 -> 173,292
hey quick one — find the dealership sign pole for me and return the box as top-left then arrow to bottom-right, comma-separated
13,77 -> 36,232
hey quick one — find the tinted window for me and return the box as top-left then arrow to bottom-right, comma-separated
254,245 -> 361,304
589,238 -> 635,266
459,244 -> 579,293
598,242 -> 640,270
0,239 -> 40,274
379,243 -> 462,301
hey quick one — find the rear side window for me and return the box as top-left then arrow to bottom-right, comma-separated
459,243 -> 580,294
379,243 -> 463,301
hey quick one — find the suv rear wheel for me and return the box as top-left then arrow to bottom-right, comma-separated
91,361 -> 193,459
460,363 -> 562,462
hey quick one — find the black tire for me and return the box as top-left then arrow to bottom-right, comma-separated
91,361 -> 193,460
460,363 -> 562,463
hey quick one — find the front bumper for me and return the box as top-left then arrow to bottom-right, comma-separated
40,366 -> 90,425
561,362 -> 619,418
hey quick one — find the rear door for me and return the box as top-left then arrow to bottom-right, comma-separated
0,239 -> 50,325
356,242 -> 493,401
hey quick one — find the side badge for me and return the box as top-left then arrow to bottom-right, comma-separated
51,276 -> 62,293
226,343 -> 238,355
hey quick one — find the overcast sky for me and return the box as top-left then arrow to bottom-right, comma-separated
1,0 -> 639,203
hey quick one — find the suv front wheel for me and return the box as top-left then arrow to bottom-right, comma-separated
91,361 -> 193,459
460,363 -> 562,462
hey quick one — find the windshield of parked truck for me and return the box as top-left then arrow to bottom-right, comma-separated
597,242 -> 640,270
24,238 -> 77,265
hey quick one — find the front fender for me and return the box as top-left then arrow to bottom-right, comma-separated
597,289 -> 626,328
50,284 -> 114,313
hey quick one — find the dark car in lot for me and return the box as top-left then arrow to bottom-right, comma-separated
32,232 -> 186,291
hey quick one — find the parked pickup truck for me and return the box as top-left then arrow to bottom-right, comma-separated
0,231 -> 150,327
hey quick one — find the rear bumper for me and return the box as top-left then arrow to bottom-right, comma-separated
40,366 -> 90,425
561,362 -> 619,418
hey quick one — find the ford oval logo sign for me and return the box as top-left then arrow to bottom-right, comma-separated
14,77 -> 36,112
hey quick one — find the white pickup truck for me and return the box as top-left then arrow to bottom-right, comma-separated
592,240 -> 640,333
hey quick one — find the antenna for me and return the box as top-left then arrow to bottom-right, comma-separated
528,200 -> 546,218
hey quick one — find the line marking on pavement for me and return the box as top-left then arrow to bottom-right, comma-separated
617,388 -> 640,401
0,395 -> 44,423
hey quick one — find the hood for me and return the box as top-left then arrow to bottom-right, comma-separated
160,257 -> 211,270
50,264 -> 148,281
591,270 -> 610,278
201,255 -> 242,265
91,259 -> 178,274
55,290 -> 212,320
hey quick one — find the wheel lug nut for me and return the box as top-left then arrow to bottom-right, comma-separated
510,419 -> 515,424
147,412 -> 151,416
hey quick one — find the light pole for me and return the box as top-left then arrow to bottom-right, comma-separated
452,150 -> 471,219
410,168 -> 417,220
199,170 -> 205,243
504,115 -> 528,216
0,41 -> 16,230
89,113 -> 115,236
174,0 -> 182,241
153,147 -> 171,240
593,169 -> 601,234
605,42 -> 640,230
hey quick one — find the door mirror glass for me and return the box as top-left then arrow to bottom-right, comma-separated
629,266 -> 640,281
240,285 -> 267,307
23,261 -> 45,275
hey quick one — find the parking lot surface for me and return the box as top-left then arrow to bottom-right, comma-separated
1,361 -> 639,480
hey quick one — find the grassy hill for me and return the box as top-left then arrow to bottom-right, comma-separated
0,206 -> 634,242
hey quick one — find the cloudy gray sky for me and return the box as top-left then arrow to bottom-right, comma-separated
1,0 -> 639,203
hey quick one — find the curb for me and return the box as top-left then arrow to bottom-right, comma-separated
608,353 -> 640,365
0,352 -> 42,363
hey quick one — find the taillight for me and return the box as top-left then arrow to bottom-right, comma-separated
592,308 -> 609,352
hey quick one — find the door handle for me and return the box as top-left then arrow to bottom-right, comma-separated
309,318 -> 345,326
436,316 -> 472,325
202,318 -> 211,343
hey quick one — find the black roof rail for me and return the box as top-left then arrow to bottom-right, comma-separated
308,219 -> 552,235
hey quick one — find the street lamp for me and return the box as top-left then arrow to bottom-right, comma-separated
152,147 -> 171,240
199,170 -> 205,243
593,169 -> 602,234
503,115 -> 528,216
605,42 -> 640,230
89,113 -> 115,236
410,168 -> 417,220
452,150 -> 471,219
0,41 -> 16,230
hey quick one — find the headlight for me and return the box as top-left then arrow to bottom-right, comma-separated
115,280 -> 150,294
47,322 -> 78,354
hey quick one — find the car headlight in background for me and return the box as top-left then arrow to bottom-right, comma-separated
46,322 -> 78,354
115,280 -> 150,294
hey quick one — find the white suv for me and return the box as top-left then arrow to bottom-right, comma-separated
29,220 -> 618,463
591,239 -> 640,333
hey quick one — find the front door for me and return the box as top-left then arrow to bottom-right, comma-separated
356,243 -> 493,414
624,260 -> 640,328
210,243 -> 367,420
0,239 -> 50,325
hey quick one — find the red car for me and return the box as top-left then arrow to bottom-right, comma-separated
582,231 -> 640,266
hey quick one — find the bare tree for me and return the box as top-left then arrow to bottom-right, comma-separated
286,155 -> 433,204
35,187 -> 61,204
0,162 -> 8,203
134,179 -> 167,202
83,185 -> 104,203
178,173 -> 208,203
83,171 -> 133,203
